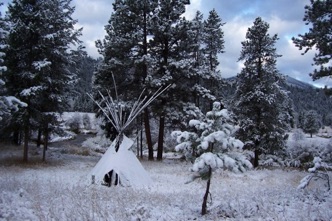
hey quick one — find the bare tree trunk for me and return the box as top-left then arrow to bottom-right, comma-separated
144,109 -> 154,160
140,120 -> 143,158
23,123 -> 29,162
37,129 -> 42,147
157,114 -> 165,161
254,148 -> 259,168
201,167 -> 212,215
42,124 -> 48,162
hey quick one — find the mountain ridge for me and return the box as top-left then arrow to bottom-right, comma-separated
225,74 -> 314,90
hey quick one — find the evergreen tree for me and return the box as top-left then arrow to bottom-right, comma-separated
297,111 -> 306,129
303,110 -> 320,138
0,3 -> 26,131
94,0 -> 158,159
292,0 -> 332,92
201,9 -> 225,111
148,0 -> 210,160
173,102 -> 251,215
71,52 -> 97,112
203,9 -> 225,73
96,0 -> 218,160
233,17 -> 290,167
5,0 -> 82,162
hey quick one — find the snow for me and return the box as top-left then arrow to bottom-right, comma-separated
5,96 -> 27,110
192,152 -> 223,171
0,145 -> 331,220
20,86 -> 44,97
32,60 -> 52,70
1,117 -> 332,220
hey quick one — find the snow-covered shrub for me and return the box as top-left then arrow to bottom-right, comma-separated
82,113 -> 91,130
292,128 -> 305,141
163,129 -> 178,153
259,154 -> 286,167
82,135 -> 112,154
298,157 -> 331,192
286,135 -> 332,168
65,113 -> 81,133
172,102 -> 252,215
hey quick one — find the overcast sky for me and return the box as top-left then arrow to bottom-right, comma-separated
1,0 -> 331,88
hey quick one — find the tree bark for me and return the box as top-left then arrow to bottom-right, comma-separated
42,124 -> 49,162
201,167 -> 212,215
13,128 -> 21,145
144,109 -> 154,160
157,113 -> 165,161
140,121 -> 143,158
254,148 -> 259,168
37,129 -> 42,147
23,122 -> 29,162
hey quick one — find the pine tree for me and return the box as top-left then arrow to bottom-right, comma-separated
233,17 -> 290,167
303,110 -> 320,138
173,102 -> 251,215
292,0 -> 332,92
94,0 -> 158,159
71,53 -> 97,112
5,0 -> 82,162
95,1 -> 223,161
203,9 -> 225,72
148,0 -> 206,160
201,9 -> 225,111
0,3 -> 26,129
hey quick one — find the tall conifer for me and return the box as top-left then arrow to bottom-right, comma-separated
5,0 -> 82,161
234,17 -> 290,167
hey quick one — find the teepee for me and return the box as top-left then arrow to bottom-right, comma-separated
88,76 -> 170,187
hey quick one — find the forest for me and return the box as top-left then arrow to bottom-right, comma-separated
0,0 -> 331,220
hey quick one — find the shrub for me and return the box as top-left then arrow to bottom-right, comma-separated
82,114 -> 91,130
66,113 -> 81,133
292,128 -> 305,141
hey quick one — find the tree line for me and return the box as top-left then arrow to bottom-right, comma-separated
0,0 -> 331,165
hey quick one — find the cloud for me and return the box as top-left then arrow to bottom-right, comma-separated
72,0 -> 114,58
218,16 -> 251,78
183,0 -> 202,19
2,0 -> 330,87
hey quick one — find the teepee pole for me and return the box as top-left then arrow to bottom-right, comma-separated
88,74 -> 171,152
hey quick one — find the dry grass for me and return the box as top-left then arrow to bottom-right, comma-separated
1,142 -> 331,220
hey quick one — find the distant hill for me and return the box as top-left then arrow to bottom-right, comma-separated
225,75 -> 314,90
283,75 -> 313,90
222,74 -> 332,126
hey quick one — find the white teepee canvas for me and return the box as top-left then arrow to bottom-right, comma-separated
87,75 -> 170,188
88,134 -> 152,187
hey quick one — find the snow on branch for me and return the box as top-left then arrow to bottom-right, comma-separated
33,59 -> 52,71
297,157 -> 331,191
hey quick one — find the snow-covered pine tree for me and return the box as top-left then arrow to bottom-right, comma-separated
233,17 -> 290,167
203,9 -> 225,73
0,3 -> 26,129
303,110 -> 321,138
187,10 -> 223,113
95,1 -> 222,161
94,0 -> 159,159
70,52 -> 98,112
148,0 -> 217,160
5,0 -> 82,162
293,0 -> 332,93
172,101 -> 251,215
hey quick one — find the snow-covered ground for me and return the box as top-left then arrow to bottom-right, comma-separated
1,112 -> 331,220
1,139 -> 331,221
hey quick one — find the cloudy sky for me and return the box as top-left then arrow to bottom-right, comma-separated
1,0 -> 331,87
